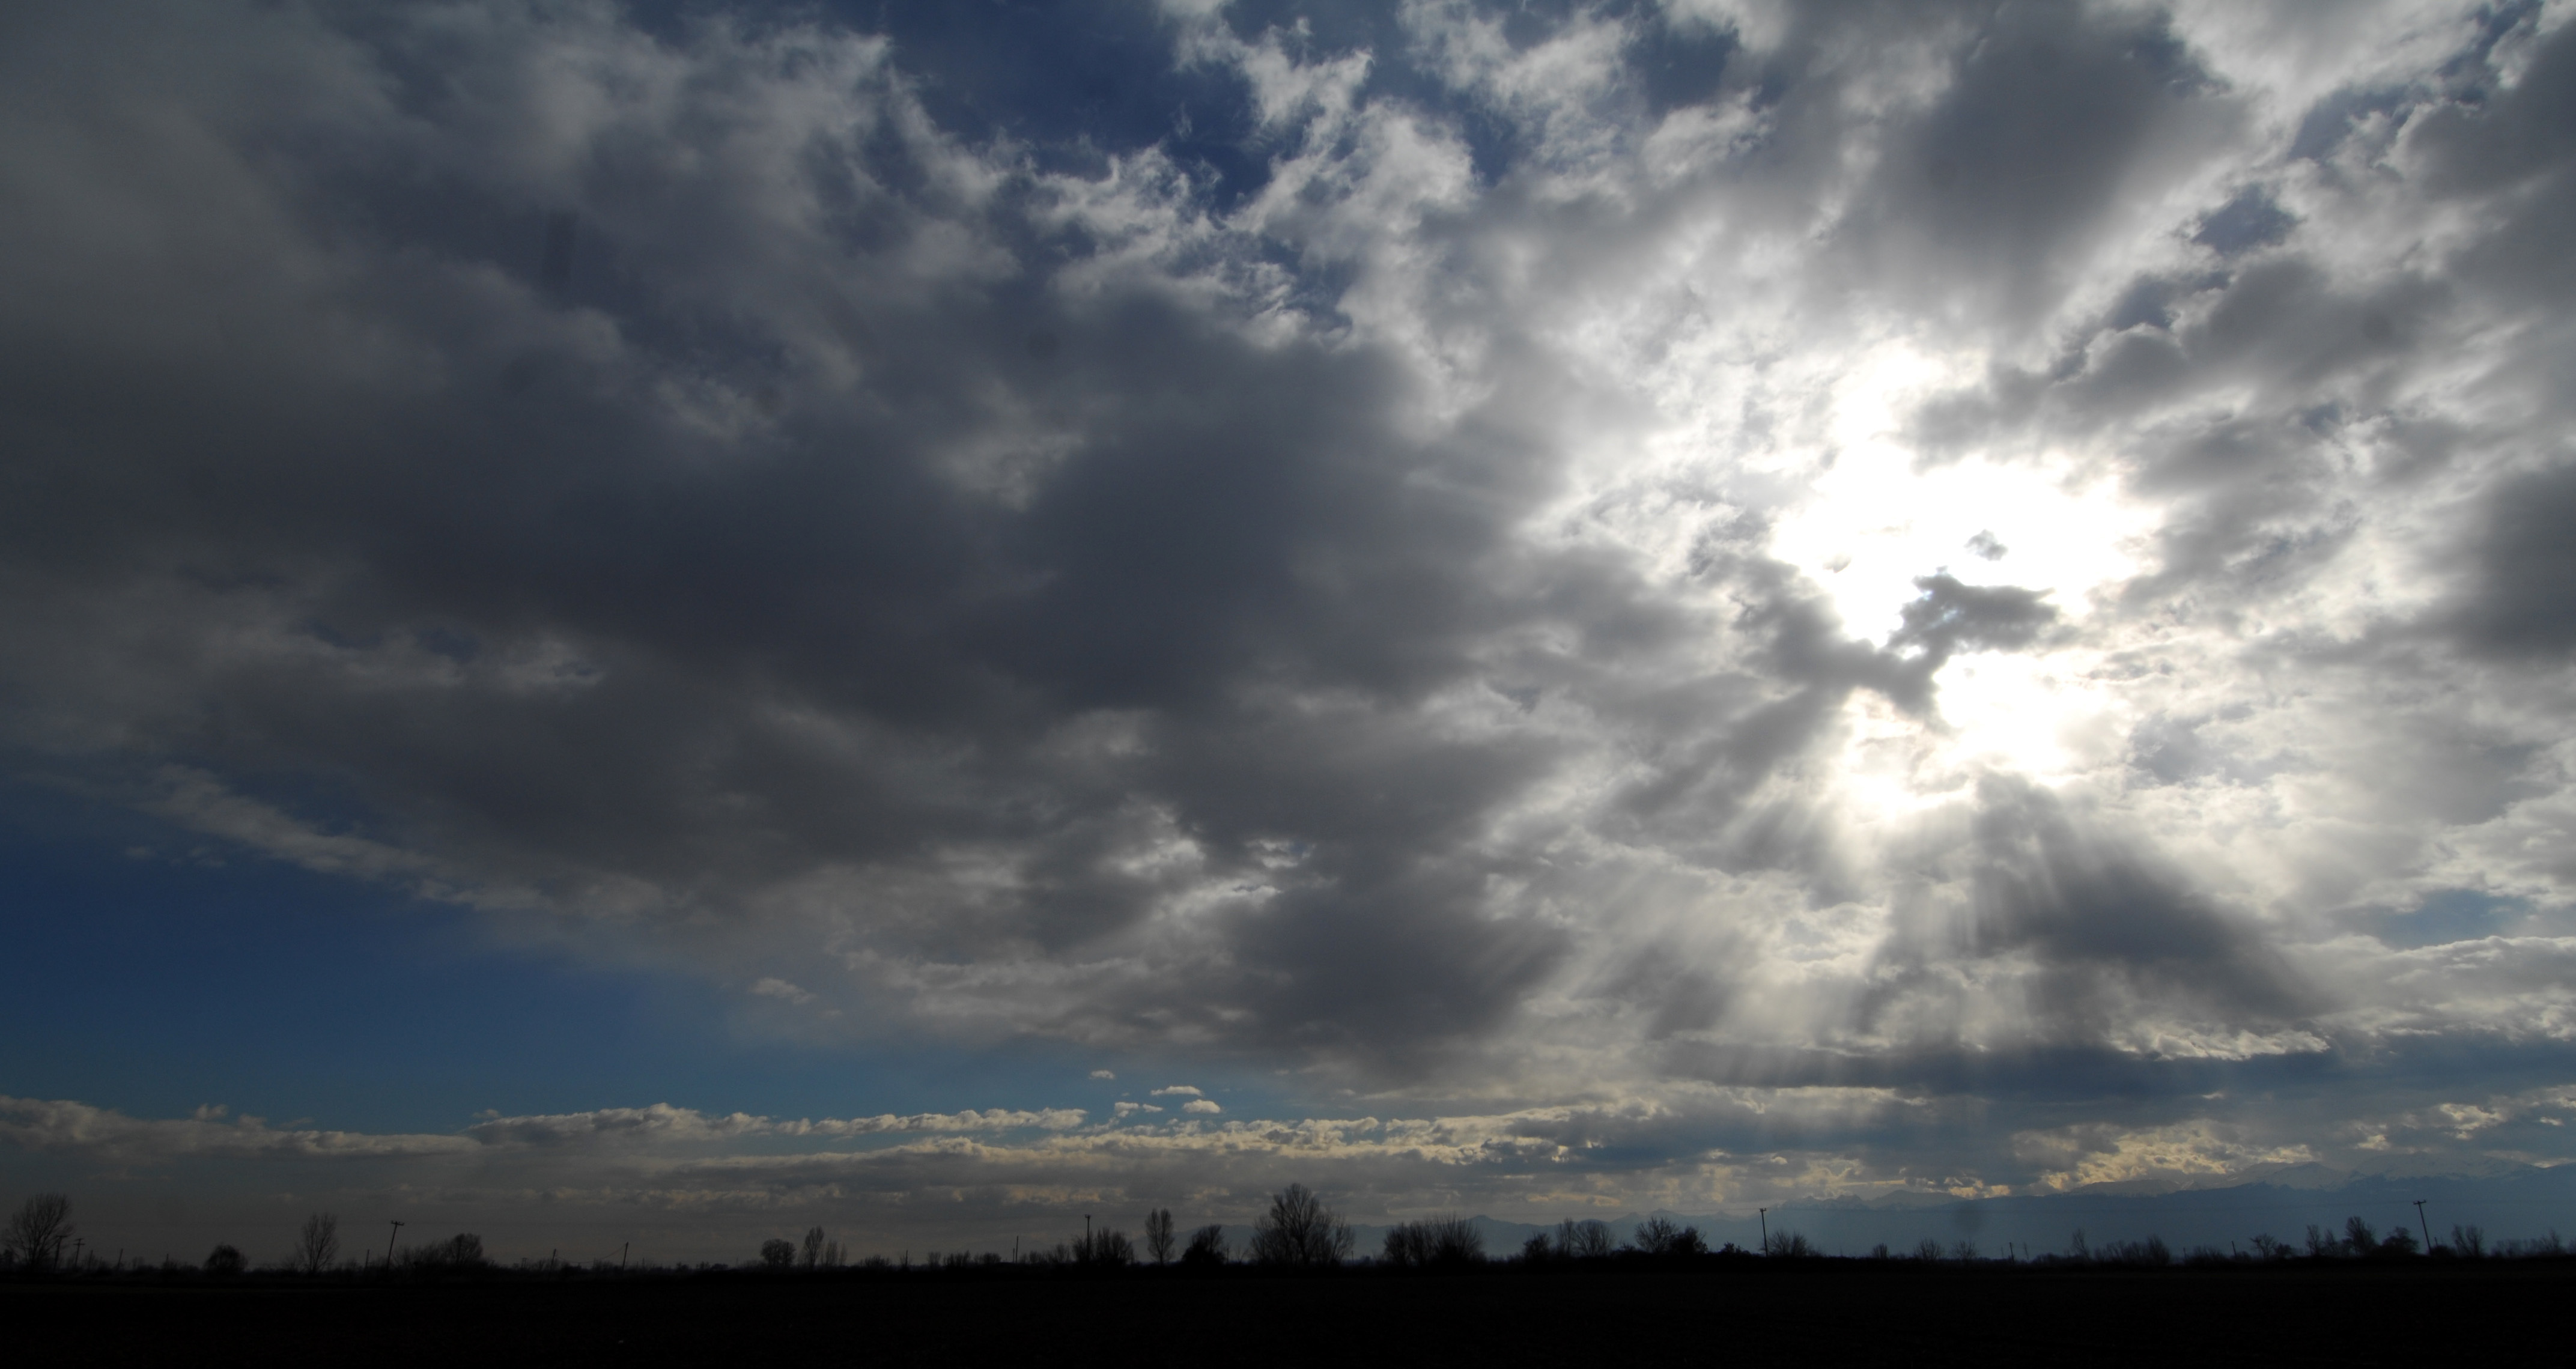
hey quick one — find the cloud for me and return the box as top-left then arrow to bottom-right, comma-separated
14,1084 -> 2574,1263
2448,461 -> 2576,656
1182,1099 -> 1223,1114
0,1096 -> 473,1163
457,1103 -> 1091,1149
2,0 -> 2574,1227
1148,1085 -> 1203,1097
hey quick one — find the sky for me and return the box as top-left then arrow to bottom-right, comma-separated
4,0 -> 2575,1266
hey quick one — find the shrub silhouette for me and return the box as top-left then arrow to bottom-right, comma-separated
4,1193 -> 74,1272
1763,1230 -> 1821,1259
1249,1183 -> 1352,1267
1073,1227 -> 1135,1267
1630,1216 -> 1706,1258
760,1238 -> 795,1270
398,1233 -> 485,1271
2098,1236 -> 2170,1267
1382,1215 -> 1483,1267
1555,1219 -> 1615,1260
2452,1224 -> 2486,1258
1913,1239 -> 1945,1262
204,1244 -> 246,1276
291,1212 -> 339,1275
1182,1224 -> 1229,1267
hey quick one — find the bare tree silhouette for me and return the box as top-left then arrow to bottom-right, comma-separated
1630,1216 -> 1706,1257
1764,1230 -> 1818,1258
1555,1219 -> 1614,1259
291,1212 -> 340,1275
1144,1208 -> 1176,1265
1248,1183 -> 1351,1267
399,1233 -> 485,1270
800,1225 -> 828,1269
1074,1225 -> 1135,1266
4,1193 -> 74,1272
2097,1236 -> 2169,1267
1383,1215 -> 1483,1267
760,1238 -> 795,1270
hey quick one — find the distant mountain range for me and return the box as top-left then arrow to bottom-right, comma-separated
1236,1165 -> 2576,1262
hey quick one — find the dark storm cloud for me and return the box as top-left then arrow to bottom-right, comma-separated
2190,186 -> 2295,256
0,0 -> 1713,1079
2450,461 -> 2576,656
1888,575 -> 2056,661
1951,777 -> 2305,1024
1827,2 -> 2243,329
5,0 -> 2576,1225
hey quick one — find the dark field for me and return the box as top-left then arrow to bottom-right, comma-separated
7,1264 -> 2567,1367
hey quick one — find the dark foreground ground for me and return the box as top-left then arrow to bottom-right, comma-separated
7,1263 -> 2566,1367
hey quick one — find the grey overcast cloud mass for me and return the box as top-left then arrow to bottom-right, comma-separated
5,0 -> 2576,1258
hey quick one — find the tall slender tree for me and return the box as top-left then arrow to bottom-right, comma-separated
1248,1184 -> 1352,1268
291,1212 -> 341,1274
4,1194 -> 73,1271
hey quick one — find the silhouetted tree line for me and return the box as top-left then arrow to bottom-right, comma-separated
10,1186 -> 2567,1282
0,1193 -> 494,1278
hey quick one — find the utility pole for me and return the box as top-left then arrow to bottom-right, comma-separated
621,1242 -> 628,1272
386,1219 -> 404,1269
2414,1200 -> 2433,1255
1758,1209 -> 1768,1255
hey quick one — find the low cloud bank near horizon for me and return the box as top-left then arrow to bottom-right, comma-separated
6,0 -> 2576,1239
8,1088 -> 2575,1263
